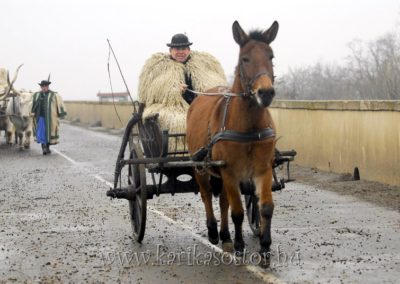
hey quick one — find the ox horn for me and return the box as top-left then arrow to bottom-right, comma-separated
5,64 -> 23,98
10,64 -> 23,85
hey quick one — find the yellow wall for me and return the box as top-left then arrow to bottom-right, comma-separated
65,100 -> 400,186
65,101 -> 135,129
270,100 -> 400,186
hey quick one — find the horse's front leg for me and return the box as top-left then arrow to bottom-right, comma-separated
222,172 -> 245,254
195,174 -> 219,244
255,168 -> 274,268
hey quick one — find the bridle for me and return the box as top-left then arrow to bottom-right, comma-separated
238,60 -> 274,97
187,53 -> 275,98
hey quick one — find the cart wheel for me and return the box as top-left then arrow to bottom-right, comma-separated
128,143 -> 147,243
245,193 -> 260,237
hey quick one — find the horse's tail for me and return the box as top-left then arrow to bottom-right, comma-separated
210,176 -> 222,197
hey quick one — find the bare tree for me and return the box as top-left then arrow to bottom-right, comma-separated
276,30 -> 400,100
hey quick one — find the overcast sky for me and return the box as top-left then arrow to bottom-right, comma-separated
1,0 -> 399,101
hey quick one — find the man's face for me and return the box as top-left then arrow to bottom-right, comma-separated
170,46 -> 191,63
40,85 -> 49,92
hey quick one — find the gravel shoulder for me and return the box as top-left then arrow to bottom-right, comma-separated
289,164 -> 400,212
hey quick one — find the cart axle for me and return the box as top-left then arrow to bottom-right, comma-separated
107,177 -> 200,201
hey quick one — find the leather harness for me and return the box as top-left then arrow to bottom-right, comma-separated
210,95 -> 275,147
191,95 -> 275,162
191,62 -> 276,162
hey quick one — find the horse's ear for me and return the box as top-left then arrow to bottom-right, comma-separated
232,21 -> 249,46
263,21 -> 279,44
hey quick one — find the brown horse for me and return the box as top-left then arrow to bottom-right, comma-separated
186,20 -> 279,267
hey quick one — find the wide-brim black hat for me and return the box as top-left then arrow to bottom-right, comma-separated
38,80 -> 51,86
167,33 -> 193,47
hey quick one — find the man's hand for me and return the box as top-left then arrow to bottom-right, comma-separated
179,83 -> 188,94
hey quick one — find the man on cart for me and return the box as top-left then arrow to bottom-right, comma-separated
137,33 -> 227,136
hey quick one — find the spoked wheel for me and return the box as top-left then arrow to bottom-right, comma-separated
128,141 -> 147,243
244,180 -> 260,237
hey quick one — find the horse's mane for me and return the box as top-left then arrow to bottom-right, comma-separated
248,30 -> 266,43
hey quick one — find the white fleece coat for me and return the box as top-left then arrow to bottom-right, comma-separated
138,51 -> 227,135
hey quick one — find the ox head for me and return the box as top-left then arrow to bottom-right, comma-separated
6,90 -> 33,118
233,21 -> 279,107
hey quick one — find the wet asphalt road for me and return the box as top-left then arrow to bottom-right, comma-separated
0,123 -> 399,284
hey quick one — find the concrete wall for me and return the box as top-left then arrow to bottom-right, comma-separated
65,101 -> 134,129
65,100 -> 400,186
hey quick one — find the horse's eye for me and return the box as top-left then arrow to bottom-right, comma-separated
269,55 -> 274,60
241,56 -> 250,63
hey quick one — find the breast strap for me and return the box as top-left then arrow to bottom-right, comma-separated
190,96 -> 275,162
209,127 -> 275,147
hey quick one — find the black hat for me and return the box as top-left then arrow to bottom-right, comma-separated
166,33 -> 193,47
38,80 -> 51,86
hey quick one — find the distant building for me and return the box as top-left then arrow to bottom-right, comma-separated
97,92 -> 129,102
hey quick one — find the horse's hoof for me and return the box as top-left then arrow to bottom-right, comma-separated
24,145 -> 30,149
259,258 -> 271,269
259,257 -> 271,268
234,240 -> 245,256
208,236 -> 219,245
207,221 -> 219,245
234,249 -> 244,257
259,249 -> 271,269
222,241 -> 234,253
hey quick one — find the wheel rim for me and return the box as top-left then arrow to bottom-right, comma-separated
128,142 -> 147,243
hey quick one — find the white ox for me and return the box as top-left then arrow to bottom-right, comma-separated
0,102 -> 13,145
6,90 -> 33,149
0,67 -> 18,145
0,65 -> 33,149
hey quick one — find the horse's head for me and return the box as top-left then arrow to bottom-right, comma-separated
233,21 -> 279,107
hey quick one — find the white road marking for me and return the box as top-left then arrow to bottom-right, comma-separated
54,148 -> 284,284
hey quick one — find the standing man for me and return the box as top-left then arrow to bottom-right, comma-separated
31,80 -> 67,155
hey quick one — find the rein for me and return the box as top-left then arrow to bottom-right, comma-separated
187,62 -> 273,98
187,88 -> 241,97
